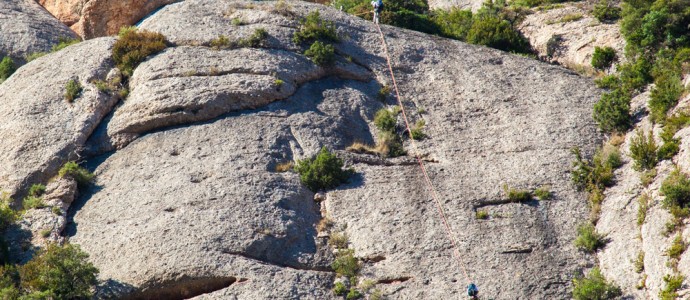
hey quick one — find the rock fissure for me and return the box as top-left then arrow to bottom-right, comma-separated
121,276 -> 237,300
377,276 -> 413,284
220,250 -> 334,273
472,198 -> 539,209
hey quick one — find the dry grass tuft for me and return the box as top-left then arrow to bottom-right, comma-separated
275,161 -> 294,172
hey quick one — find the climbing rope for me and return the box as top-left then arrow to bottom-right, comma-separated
374,22 -> 475,287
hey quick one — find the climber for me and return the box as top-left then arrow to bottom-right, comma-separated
467,283 -> 479,299
371,0 -> 384,24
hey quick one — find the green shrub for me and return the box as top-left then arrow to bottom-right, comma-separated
239,28 -> 268,48
370,289 -> 384,300
331,249 -> 359,278
24,52 -> 47,62
40,229 -> 51,238
466,14 -> 532,54
574,223 -> 607,252
629,130 -> 658,170
210,35 -> 231,50
64,79 -> 83,103
621,0 -> 690,57
558,13 -> 583,23
0,57 -> 15,83
374,108 -> 397,133
346,288 -> 363,300
112,29 -> 167,77
410,120 -> 426,140
617,58 -> 652,94
657,113 -> 690,160
333,282 -> 347,295
511,0 -> 570,8
231,18 -> 244,26
640,169 -> 657,187
50,38 -> 80,53
329,232 -> 349,249
0,199 -> 17,231
534,186 -> 551,200
667,234 -> 687,260
381,5 -> 440,36
118,26 -> 138,37
52,206 -> 62,216
19,243 -> 98,299
592,46 -> 617,70
378,131 -> 406,157
594,75 -> 621,90
601,144 -> 623,169
27,184 -> 45,197
0,266 -> 19,298
377,85 -> 391,101
662,113 -> 690,139
93,80 -> 112,93
293,11 -> 338,45
433,8 -> 474,41
504,186 -> 532,202
657,140 -> 680,161
637,193 -> 650,225
659,274 -> 684,300
592,0 -> 621,23
475,210 -> 489,219
58,161 -> 94,186
304,41 -> 335,66
634,251 -> 645,273
649,73 -> 683,122
660,168 -> 690,213
22,196 -> 45,210
571,147 -> 620,193
572,267 -> 622,300
665,213 -> 685,236
593,90 -> 631,133
295,147 -> 353,192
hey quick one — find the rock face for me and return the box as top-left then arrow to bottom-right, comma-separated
0,0 -> 78,63
1,0 -> 606,299
518,3 -> 625,70
37,0 -> 181,39
0,37 -> 118,199
596,93 -> 690,298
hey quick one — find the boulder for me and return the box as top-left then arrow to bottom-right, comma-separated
0,37 -> 118,199
518,3 -> 625,71
0,0 -> 78,63
37,0 -> 181,39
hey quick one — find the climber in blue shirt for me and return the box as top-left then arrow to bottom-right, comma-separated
371,0 -> 384,24
467,283 -> 479,299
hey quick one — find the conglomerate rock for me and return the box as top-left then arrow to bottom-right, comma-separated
0,0 -> 608,298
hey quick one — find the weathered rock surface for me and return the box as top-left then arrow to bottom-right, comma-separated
519,3 -> 625,70
0,0 -> 78,63
0,37 -> 118,199
1,0 -> 608,298
37,0 -> 181,39
5,177 -> 78,263
598,106 -> 690,298
90,46 -> 370,151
